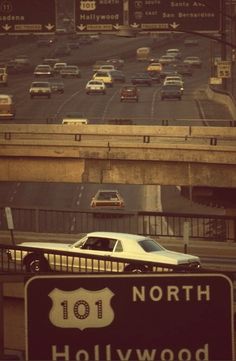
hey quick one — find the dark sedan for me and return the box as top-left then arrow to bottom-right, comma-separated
131,72 -> 152,86
109,70 -> 126,83
160,84 -> 182,100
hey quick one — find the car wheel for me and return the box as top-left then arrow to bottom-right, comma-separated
86,91 -> 90,95
124,264 -> 148,273
30,95 -> 34,99
24,254 -> 50,273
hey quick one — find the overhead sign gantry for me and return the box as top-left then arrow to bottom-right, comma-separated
0,0 -> 56,34
75,0 -> 124,33
129,0 -> 222,33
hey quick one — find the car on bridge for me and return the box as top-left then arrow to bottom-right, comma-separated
90,189 -> 125,208
7,231 -> 201,273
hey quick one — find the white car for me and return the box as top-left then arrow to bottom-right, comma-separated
62,112 -> 88,124
93,70 -> 114,87
183,56 -> 202,68
159,55 -> 177,65
166,48 -> 182,59
60,65 -> 80,78
33,64 -> 54,77
53,62 -> 67,74
164,76 -> 184,93
98,64 -> 116,72
85,79 -> 106,94
8,231 -> 201,273
90,189 -> 125,208
164,80 -> 184,94
29,81 -> 51,98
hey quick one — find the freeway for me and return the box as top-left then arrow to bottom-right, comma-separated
0,32 -> 233,219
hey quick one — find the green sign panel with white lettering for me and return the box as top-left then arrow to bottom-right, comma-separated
0,0 -> 56,34
128,0 -> 222,33
25,274 -> 234,361
75,0 -> 124,33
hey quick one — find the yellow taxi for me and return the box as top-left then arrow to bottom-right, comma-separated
147,62 -> 162,72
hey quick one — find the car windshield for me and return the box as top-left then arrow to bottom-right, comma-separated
138,239 -> 165,252
31,82 -> 49,87
163,84 -> 181,90
97,191 -> 118,200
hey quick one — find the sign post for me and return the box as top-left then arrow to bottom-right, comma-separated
25,274 -> 234,360
4,207 -> 15,245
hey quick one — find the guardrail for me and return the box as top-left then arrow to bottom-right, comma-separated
0,207 -> 235,242
0,243 -> 198,274
0,124 -> 236,147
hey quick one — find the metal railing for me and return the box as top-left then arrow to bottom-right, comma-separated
0,243 -> 197,275
0,206 -> 236,242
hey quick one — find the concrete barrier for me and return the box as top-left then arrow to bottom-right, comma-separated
206,86 -> 236,120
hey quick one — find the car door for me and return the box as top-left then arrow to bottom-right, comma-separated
70,236 -> 123,272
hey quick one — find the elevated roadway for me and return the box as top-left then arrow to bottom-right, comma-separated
0,124 -> 236,187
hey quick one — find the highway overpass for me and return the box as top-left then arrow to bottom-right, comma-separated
0,124 -> 236,187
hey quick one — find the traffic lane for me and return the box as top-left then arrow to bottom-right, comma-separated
0,182 -> 145,213
4,50 -> 210,123
160,185 -> 226,215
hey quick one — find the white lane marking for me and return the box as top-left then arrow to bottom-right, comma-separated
55,89 -> 84,119
102,88 -> 120,121
151,87 -> 161,120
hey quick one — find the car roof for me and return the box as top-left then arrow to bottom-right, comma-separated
31,81 -> 50,85
85,231 -> 146,242
96,189 -> 119,193
88,79 -> 104,83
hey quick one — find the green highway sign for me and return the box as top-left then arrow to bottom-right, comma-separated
75,0 -> 124,33
129,0 -> 222,33
0,0 -> 56,34
25,273 -> 234,360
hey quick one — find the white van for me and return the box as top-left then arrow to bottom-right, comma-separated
62,112 -> 88,124
0,94 -> 15,119
136,47 -> 151,61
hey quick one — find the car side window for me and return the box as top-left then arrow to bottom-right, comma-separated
113,240 -> 123,252
81,237 -> 116,251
